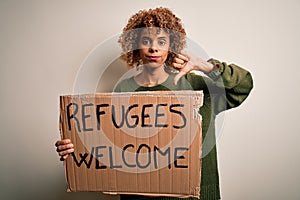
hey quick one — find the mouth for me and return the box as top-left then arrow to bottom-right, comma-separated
146,56 -> 161,61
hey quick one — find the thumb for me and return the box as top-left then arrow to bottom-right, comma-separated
173,71 -> 186,86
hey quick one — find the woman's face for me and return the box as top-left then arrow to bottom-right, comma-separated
138,28 -> 170,69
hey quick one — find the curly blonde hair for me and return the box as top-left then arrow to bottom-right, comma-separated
118,7 -> 186,68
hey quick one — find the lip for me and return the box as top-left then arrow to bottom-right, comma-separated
146,56 -> 161,61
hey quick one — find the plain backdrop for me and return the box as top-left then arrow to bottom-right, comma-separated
1,0 -> 300,200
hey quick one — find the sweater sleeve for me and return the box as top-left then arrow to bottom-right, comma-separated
186,59 -> 253,115
205,58 -> 254,114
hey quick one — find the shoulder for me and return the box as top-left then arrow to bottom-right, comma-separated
113,76 -> 137,92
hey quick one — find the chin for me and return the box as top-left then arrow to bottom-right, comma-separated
143,62 -> 164,69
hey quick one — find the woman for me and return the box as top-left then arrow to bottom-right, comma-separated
56,7 -> 253,200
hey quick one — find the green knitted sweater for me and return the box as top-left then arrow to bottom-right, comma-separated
114,59 -> 253,200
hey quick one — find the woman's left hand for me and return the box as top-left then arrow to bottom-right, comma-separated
172,51 -> 215,85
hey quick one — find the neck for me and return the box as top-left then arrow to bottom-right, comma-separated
135,64 -> 169,87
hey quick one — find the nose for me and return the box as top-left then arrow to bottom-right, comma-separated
149,45 -> 158,53
148,41 -> 160,53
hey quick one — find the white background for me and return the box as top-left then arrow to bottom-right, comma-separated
1,0 -> 299,199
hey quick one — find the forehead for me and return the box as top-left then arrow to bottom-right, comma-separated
139,27 -> 169,38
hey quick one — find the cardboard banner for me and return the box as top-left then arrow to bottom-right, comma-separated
59,91 -> 203,198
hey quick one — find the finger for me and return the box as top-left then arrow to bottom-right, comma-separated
172,62 -> 185,69
58,148 -> 74,157
173,71 -> 187,86
56,143 -> 74,152
60,154 -> 69,161
173,57 -> 186,65
176,53 -> 189,62
55,139 -> 71,147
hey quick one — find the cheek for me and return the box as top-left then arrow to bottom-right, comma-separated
162,51 -> 169,60
139,48 -> 146,57
162,44 -> 170,59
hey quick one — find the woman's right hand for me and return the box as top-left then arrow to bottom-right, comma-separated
55,139 -> 74,161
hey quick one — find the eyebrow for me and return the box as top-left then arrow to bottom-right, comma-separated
157,36 -> 167,40
141,36 -> 167,40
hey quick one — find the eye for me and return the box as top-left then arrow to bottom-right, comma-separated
142,39 -> 151,45
158,40 -> 166,46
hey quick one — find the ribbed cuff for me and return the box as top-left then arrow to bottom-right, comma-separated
205,58 -> 224,81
